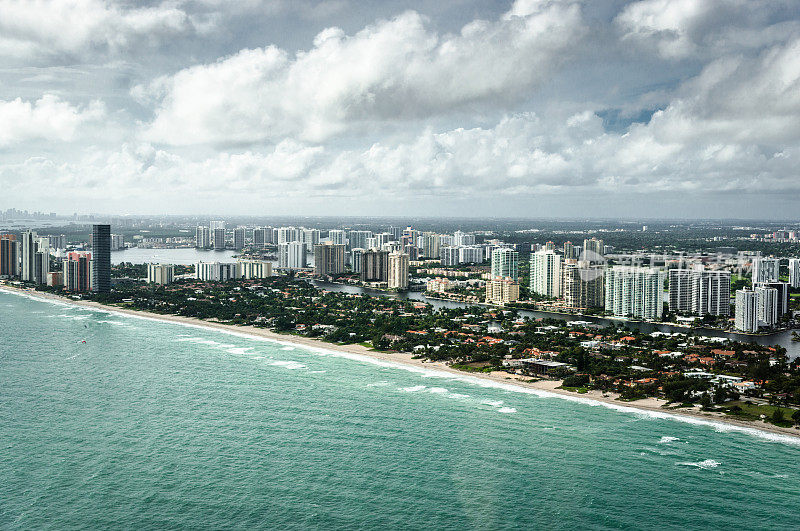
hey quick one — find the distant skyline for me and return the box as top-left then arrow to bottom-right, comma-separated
2,0 -> 800,218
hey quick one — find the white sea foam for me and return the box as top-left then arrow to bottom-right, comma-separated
226,347 -> 253,355
678,459 -> 720,469
309,370 -> 327,374
482,399 -> 504,407
428,387 -> 449,394
269,360 -> 307,370
498,407 -> 517,414
96,320 -> 127,326
251,356 -> 265,360
281,346 -> 295,351
659,436 -> 680,444
6,287 -> 799,448
401,385 -> 426,393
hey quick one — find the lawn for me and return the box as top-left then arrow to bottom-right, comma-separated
721,401 -> 799,427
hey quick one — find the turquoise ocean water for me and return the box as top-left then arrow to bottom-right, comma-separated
1,290 -> 799,529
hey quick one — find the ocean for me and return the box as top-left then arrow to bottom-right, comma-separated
1,290 -> 799,529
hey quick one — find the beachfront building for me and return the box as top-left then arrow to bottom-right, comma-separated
63,251 -> 92,292
236,259 -> 272,279
196,261 -> 236,282
147,263 -> 175,285
530,249 -> 562,298
604,266 -> 665,320
92,224 -> 111,293
0,234 -> 18,278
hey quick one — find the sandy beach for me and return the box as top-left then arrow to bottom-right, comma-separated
3,284 -> 799,442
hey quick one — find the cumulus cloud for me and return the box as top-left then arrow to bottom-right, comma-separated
0,95 -> 105,146
0,0 -> 197,61
616,0 -> 800,59
140,0 -> 586,144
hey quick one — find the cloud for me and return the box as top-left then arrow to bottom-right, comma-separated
0,95 -> 105,146
616,0 -> 800,59
140,0 -> 586,145
0,0 -> 197,61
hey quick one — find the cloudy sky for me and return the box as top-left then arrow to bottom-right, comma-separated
1,0 -> 799,219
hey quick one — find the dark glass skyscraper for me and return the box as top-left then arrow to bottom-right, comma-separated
92,224 -> 111,293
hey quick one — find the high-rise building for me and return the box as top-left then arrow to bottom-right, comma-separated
375,233 -> 391,248
755,285 -> 779,327
328,230 -> 347,246
195,262 -> 236,282
278,241 -> 307,269
530,250 -> 562,298
209,220 -> 226,231
604,266 -> 665,320
63,251 -> 92,292
545,241 -> 555,252
111,234 -> 124,251
147,263 -> 174,285
351,248 -> 365,274
582,237 -> 604,258
253,228 -> 267,249
421,232 -> 440,259
402,227 -> 420,247
491,248 -> 519,281
454,231 -> 475,246
752,257 -> 780,284
364,237 -> 378,250
233,227 -> 246,251
388,226 -> 403,240
314,242 -> 346,276
789,258 -> 800,288
92,224 -> 111,292
668,268 -> 731,316
0,234 -> 18,278
561,260 -> 604,309
362,249 -> 389,282
458,246 -> 483,264
348,230 -> 372,251
735,289 -> 759,332
278,227 -> 299,244
563,241 -> 576,259
440,246 -> 459,267
754,282 -> 789,316
48,234 -> 67,250
485,277 -> 520,305
388,252 -> 410,290
212,228 -> 226,250
236,260 -> 272,279
195,226 -> 211,248
302,229 -> 321,248
20,230 -> 49,285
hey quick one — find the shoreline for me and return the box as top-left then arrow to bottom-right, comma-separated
2,284 -> 799,443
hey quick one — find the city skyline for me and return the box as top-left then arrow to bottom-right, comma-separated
2,1 -> 800,218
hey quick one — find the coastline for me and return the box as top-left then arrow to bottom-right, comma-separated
2,284 -> 799,443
